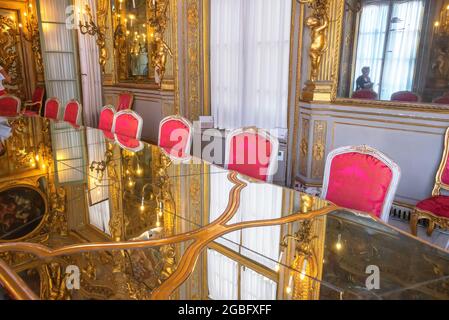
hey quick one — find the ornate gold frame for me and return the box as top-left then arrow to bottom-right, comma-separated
410,128 -> 449,236
0,183 -> 48,243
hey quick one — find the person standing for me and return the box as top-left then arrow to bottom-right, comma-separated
0,65 -> 12,96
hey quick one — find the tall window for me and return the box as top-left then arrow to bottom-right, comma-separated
353,0 -> 424,100
211,0 -> 292,130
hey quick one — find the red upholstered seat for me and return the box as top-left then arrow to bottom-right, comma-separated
322,146 -> 400,222
113,110 -> 142,140
44,98 -> 60,120
63,100 -> 82,125
116,92 -> 134,111
24,87 -> 45,116
115,133 -> 143,152
416,196 -> 449,218
433,95 -> 449,105
391,91 -> 419,102
225,128 -> 279,182
158,116 -> 192,159
352,89 -> 378,100
0,95 -> 21,117
98,106 -> 115,132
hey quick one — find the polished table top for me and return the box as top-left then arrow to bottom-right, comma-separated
0,116 -> 448,300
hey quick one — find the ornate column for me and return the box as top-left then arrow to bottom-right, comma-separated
300,0 -> 345,102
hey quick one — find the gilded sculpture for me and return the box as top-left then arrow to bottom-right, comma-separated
152,32 -> 173,85
298,0 -> 330,82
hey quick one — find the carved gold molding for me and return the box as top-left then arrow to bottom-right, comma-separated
311,120 -> 327,179
299,118 -> 310,177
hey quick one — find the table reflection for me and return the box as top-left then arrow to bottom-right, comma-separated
0,116 -> 448,300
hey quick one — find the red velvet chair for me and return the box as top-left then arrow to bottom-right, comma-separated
43,98 -> 61,120
23,86 -> 45,116
411,128 -> 449,236
63,100 -> 82,126
0,95 -> 21,117
321,145 -> 401,222
158,115 -> 193,160
225,127 -> 279,183
98,105 -> 116,140
433,95 -> 449,105
116,92 -> 134,111
351,89 -> 378,100
391,91 -> 420,102
112,110 -> 143,152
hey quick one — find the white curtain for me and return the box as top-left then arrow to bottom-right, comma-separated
88,201 -> 111,235
86,128 -> 109,204
207,249 -> 239,300
211,0 -> 292,130
75,0 -> 103,127
354,0 -> 424,99
209,167 -> 282,270
353,3 -> 389,94
51,122 -> 85,184
39,0 -> 80,106
240,266 -> 277,300
380,0 -> 424,100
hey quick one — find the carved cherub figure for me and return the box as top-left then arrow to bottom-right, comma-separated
306,15 -> 328,81
151,32 -> 173,85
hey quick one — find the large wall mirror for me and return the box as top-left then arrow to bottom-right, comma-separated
338,0 -> 449,105
112,0 -> 152,82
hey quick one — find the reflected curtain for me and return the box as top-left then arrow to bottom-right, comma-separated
240,267 -> 277,300
86,128 -> 109,204
207,249 -> 238,300
75,0 -> 103,127
354,0 -> 425,99
210,0 -> 292,130
380,0 -> 424,100
39,0 -> 80,105
89,201 -> 111,235
209,168 -> 282,270
353,3 -> 389,94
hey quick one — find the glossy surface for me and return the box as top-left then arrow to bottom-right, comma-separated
0,116 -> 448,300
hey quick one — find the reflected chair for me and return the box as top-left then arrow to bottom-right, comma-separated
433,95 -> 449,105
98,105 -> 116,140
224,127 -> 279,183
63,100 -> 82,126
116,92 -> 134,111
23,86 -> 45,116
411,128 -> 449,236
112,110 -> 143,152
0,95 -> 21,117
43,97 -> 61,120
391,91 -> 420,102
158,115 -> 193,160
321,145 -> 401,222
351,89 -> 378,100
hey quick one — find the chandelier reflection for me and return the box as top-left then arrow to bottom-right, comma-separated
434,3 -> 449,36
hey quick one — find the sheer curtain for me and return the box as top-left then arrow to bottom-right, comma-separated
75,0 -> 103,127
240,267 -> 277,300
353,3 -> 389,94
208,168 -> 282,270
207,249 -> 238,300
380,0 -> 424,100
211,0 -> 292,130
353,0 -> 424,99
38,0 -> 80,105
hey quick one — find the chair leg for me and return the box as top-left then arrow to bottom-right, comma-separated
427,220 -> 436,237
410,211 -> 419,236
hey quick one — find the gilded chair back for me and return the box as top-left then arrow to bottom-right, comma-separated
116,92 -> 134,111
225,127 -> 279,183
432,128 -> 449,196
0,95 -> 21,117
63,100 -> 83,126
44,98 -> 61,120
321,145 -> 401,222
158,115 -> 193,160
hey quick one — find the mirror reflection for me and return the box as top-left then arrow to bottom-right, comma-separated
338,0 -> 449,104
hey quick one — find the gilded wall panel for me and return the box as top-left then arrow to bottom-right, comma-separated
311,120 -> 327,180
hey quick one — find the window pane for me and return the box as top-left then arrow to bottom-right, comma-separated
207,249 -> 239,300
